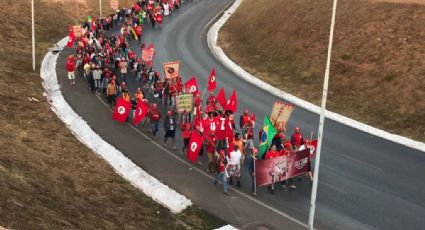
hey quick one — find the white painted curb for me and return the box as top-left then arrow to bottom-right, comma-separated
207,0 -> 425,153
214,224 -> 239,230
40,37 -> 192,214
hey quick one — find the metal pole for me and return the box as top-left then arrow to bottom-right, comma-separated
308,0 -> 338,229
31,0 -> 35,71
99,0 -> 102,17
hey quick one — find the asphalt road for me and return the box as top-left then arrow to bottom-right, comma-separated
55,0 -> 425,229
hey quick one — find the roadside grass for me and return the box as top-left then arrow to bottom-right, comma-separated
0,0 -> 223,229
219,0 -> 425,142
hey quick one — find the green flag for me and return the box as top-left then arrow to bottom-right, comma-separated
88,15 -> 92,23
258,116 -> 277,159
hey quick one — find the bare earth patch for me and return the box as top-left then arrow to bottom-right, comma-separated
219,0 -> 425,142
0,0 -> 222,229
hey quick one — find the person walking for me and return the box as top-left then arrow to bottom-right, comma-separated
213,150 -> 230,196
149,103 -> 161,138
163,109 -> 177,149
66,54 -> 76,85
205,132 -> 217,173
92,66 -> 102,94
106,80 -> 117,106
181,122 -> 191,155
245,147 -> 258,196
228,144 -> 243,188
119,58 -> 128,83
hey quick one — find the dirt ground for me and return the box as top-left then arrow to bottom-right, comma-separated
0,1 -> 223,229
219,0 -> 425,142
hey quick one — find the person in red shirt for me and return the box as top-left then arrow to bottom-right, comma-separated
265,145 -> 279,194
181,123 -> 191,155
291,127 -> 304,151
205,132 -> 217,173
149,103 -> 161,138
66,54 -> 76,86
202,110 -> 219,138
216,113 -> 227,151
213,150 -> 230,195
265,145 -> 279,159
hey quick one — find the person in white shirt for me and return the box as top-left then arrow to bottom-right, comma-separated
228,144 -> 243,188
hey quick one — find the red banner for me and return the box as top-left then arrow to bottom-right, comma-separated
225,89 -> 237,113
112,98 -> 131,123
216,88 -> 227,108
133,100 -> 149,126
255,149 -> 310,187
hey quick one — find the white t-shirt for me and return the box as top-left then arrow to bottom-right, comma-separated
229,150 -> 242,166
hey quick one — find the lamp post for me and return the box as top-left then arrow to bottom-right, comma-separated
99,0 -> 102,17
32,0 -> 35,71
308,0 -> 338,229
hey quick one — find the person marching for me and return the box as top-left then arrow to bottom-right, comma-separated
149,102 -> 161,138
265,145 -> 279,194
291,127 -> 304,151
181,122 -> 192,155
66,54 -> 76,86
228,144 -> 243,188
213,150 -> 230,196
163,109 -> 177,150
205,132 -> 217,173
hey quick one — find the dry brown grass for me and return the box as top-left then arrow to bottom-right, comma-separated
0,1 -> 222,229
219,0 -> 425,141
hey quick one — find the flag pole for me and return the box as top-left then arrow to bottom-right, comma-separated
31,0 -> 35,71
99,0 -> 102,17
253,156 -> 257,194
308,0 -> 338,229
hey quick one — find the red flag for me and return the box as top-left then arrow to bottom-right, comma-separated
133,100 -> 149,126
207,68 -> 216,92
67,27 -> 75,48
225,89 -> 237,113
216,88 -> 227,108
185,77 -> 199,94
309,139 -> 318,158
112,98 -> 131,123
187,131 -> 204,163
133,2 -> 141,11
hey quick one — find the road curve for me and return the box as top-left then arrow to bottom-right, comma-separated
57,0 -> 425,229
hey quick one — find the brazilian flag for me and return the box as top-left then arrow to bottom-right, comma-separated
258,116 -> 277,159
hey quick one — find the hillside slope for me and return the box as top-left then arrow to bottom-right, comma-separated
219,0 -> 425,142
0,1 -> 221,229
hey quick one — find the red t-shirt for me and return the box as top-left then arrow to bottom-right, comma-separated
292,133 -> 303,147
150,109 -> 161,122
206,136 -> 216,153
66,58 -> 75,72
216,117 -> 227,141
181,124 -> 191,139
202,117 -> 219,137
265,150 -> 279,159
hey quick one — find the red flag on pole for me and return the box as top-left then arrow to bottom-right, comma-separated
112,98 -> 131,123
67,27 -> 75,48
133,100 -> 149,126
187,131 -> 204,163
207,68 -> 216,92
216,88 -> 227,108
185,76 -> 199,94
225,89 -> 237,113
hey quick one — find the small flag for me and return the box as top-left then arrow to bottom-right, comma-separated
185,77 -> 199,94
207,68 -> 216,92
216,88 -> 227,108
67,27 -> 75,48
225,89 -> 237,113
